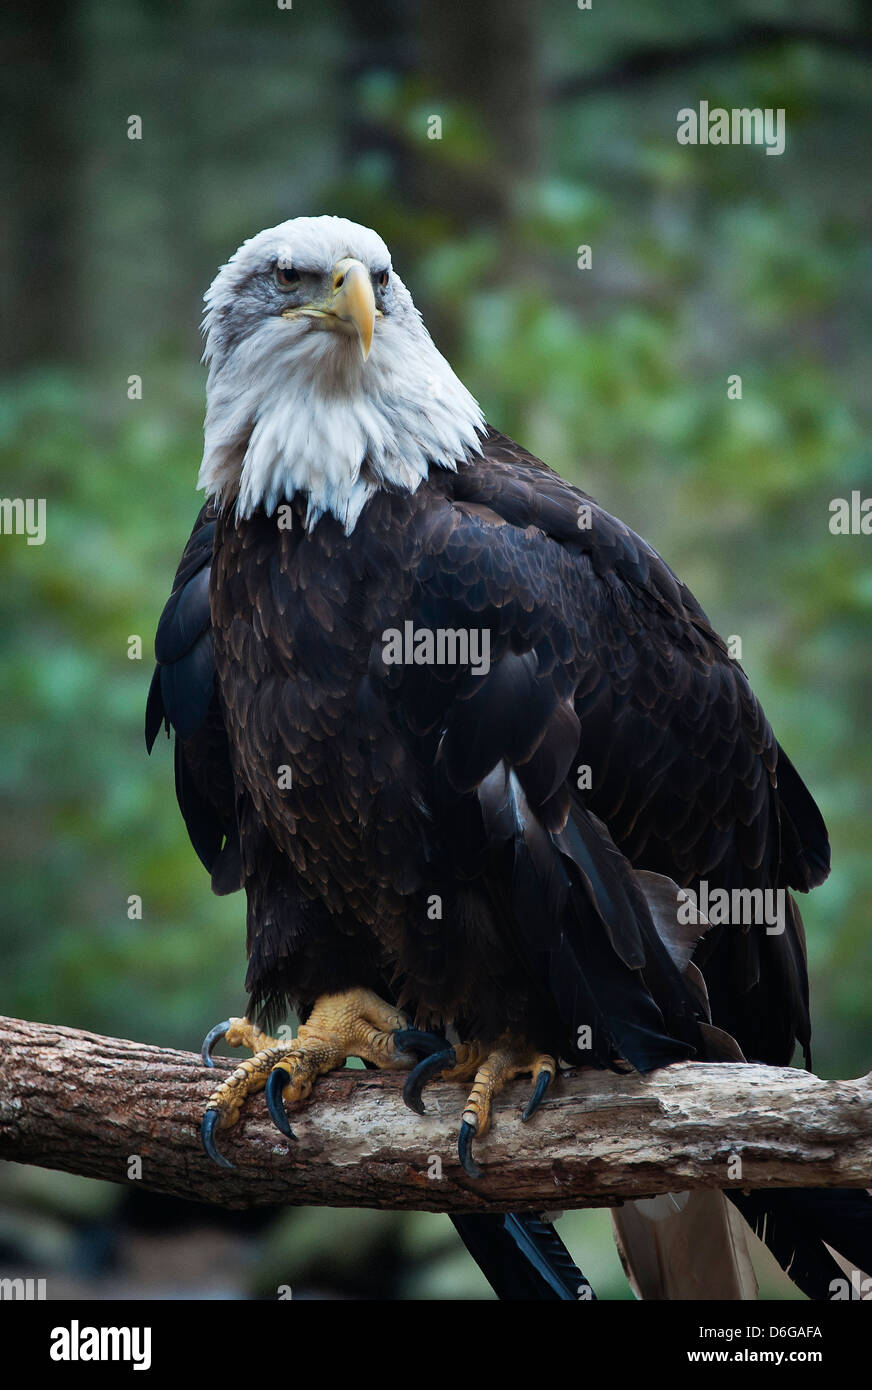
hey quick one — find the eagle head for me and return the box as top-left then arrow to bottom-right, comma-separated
197,215 -> 484,533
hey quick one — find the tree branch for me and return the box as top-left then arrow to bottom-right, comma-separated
550,23 -> 872,103
0,1016 -> 869,1212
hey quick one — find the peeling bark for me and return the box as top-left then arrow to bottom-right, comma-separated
0,1016 -> 869,1212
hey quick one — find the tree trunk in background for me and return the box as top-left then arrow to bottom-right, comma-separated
420,0 -> 542,197
337,0 -> 542,352
0,1 -> 82,369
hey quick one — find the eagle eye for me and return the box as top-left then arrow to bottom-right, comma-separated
376,268 -> 390,291
273,264 -> 301,291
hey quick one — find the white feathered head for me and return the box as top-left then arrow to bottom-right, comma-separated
198,216 -> 484,532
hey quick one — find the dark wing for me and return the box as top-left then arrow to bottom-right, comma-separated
385,434 -> 871,1299
146,509 -> 394,1021
377,428 -> 829,1068
454,434 -> 828,877
146,503 -> 241,894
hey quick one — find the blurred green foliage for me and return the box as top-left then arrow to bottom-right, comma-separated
0,0 -> 869,1300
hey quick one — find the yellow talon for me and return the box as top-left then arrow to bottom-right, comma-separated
459,1045 -> 556,1140
201,987 -> 411,1166
223,1017 -> 279,1053
448,1041 -> 557,1178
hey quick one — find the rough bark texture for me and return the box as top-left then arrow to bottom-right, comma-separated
0,1016 -> 869,1212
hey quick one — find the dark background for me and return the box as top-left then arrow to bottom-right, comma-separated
1,0 -> 870,1298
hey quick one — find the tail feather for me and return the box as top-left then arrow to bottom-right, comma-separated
727,1188 -> 872,1301
451,1212 -> 594,1300
612,1191 -> 758,1300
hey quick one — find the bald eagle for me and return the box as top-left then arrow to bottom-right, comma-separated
147,216 -> 870,1300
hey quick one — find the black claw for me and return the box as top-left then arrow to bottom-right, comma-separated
458,1120 -> 483,1179
522,1068 -> 552,1122
201,1109 -> 235,1169
394,1028 -> 456,1116
401,1046 -> 457,1116
201,1020 -> 232,1068
265,1067 -> 297,1140
393,1028 -> 450,1058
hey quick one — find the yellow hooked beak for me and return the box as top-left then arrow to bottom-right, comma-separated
282,257 -> 377,361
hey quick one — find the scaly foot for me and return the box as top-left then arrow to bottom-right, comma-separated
200,987 -> 410,1168
396,1032 -> 556,1178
